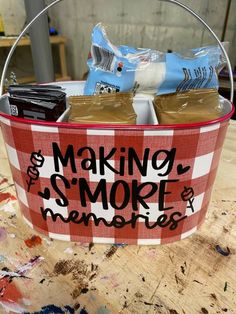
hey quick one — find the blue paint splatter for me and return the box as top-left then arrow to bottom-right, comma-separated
65,306 -> 75,314
96,306 -> 109,314
23,304 -> 75,314
80,309 -> 88,314
114,243 -> 127,248
0,255 -> 6,263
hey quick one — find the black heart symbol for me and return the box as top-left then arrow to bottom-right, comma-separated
177,164 -> 190,175
38,187 -> 50,200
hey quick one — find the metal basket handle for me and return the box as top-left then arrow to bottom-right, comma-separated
0,0 -> 234,102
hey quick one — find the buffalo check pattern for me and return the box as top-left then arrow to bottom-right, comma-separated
0,115 -> 230,244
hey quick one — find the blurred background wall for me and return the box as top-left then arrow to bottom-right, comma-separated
0,0 -> 235,80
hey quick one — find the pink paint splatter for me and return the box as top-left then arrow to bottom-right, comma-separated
0,178 -> 8,186
0,228 -> 7,242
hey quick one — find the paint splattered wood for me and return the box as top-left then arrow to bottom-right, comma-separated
0,122 -> 236,314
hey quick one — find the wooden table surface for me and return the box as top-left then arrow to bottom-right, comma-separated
0,121 -> 236,314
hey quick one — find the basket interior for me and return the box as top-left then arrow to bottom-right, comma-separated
0,81 -> 233,126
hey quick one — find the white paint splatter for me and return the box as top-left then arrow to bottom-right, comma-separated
17,256 -> 44,275
43,237 -> 52,245
0,270 -> 22,278
0,301 -> 26,313
0,256 -> 45,278
22,298 -> 31,306
64,247 -> 74,254
0,202 -> 16,213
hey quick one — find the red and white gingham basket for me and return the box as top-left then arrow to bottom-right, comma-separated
0,0 -> 234,244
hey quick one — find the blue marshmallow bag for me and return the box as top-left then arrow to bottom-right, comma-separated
84,23 -> 226,96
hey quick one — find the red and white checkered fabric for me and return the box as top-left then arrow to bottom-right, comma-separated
0,115 -> 229,244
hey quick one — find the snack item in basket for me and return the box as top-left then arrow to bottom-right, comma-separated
68,92 -> 136,124
8,84 -> 63,92
153,88 -> 223,124
8,96 -> 63,121
7,84 -> 67,121
8,84 -> 66,113
84,23 -> 226,96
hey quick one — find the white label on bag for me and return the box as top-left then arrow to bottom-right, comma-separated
92,45 -> 115,72
10,104 -> 18,116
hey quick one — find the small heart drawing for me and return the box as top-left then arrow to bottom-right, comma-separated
38,187 -> 50,200
177,164 -> 190,175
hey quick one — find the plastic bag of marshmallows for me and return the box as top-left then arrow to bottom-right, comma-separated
84,23 -> 227,96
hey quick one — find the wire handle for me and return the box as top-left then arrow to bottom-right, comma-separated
0,0 -> 234,101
